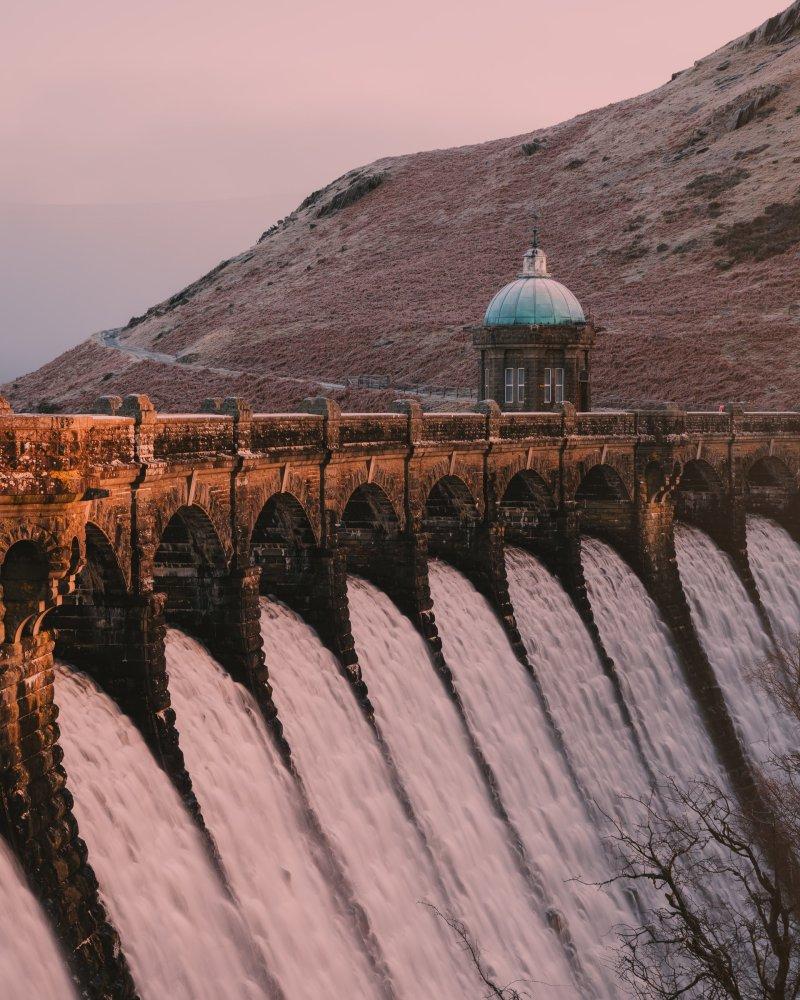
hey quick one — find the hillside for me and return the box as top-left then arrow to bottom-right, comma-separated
6,2 -> 800,414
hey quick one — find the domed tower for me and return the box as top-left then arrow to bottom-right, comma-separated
473,225 -> 595,412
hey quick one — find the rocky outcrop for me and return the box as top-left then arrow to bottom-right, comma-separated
735,0 -> 800,48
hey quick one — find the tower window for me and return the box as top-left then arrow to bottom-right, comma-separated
555,368 -> 565,404
504,368 -> 514,404
543,368 -> 552,404
517,368 -> 525,403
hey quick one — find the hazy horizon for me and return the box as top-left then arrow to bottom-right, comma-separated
1,0 -> 787,382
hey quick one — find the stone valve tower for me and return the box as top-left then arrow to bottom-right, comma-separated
473,223 -> 596,412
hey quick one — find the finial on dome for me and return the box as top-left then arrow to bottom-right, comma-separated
521,210 -> 549,277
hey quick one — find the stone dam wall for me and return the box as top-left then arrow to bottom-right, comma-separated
1,393 -> 799,997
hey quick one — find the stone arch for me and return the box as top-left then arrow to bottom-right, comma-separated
338,483 -> 403,581
680,459 -> 725,495
747,456 -> 794,487
424,475 -> 481,559
48,522 -> 130,649
575,464 -> 631,503
328,465 -> 405,527
78,522 -> 128,600
1,539 -> 50,643
249,491 -> 318,601
676,459 -> 725,525
498,470 -> 557,548
84,504 -> 133,589
414,459 -> 485,525
341,483 -> 401,536
153,504 -> 228,633
745,456 -> 796,516
501,469 -> 556,507
0,522 -> 71,579
493,455 -> 560,509
575,464 -> 633,541
148,486 -> 233,573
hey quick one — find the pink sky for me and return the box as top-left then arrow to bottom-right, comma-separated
1,0 -> 786,208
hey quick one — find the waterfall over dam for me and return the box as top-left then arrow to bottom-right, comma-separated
0,841 -> 77,1000
55,664 -> 267,1000
675,523 -> 789,760
746,514 -> 800,645
580,538 -> 725,786
0,521 -> 797,995
2,401 -> 800,995
20,521 -> 793,998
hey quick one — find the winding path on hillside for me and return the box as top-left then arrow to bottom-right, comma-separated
94,328 -> 348,390
94,329 -> 475,404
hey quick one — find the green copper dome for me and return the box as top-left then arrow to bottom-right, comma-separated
484,246 -> 585,327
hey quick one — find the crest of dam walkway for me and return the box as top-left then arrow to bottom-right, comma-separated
1,392 -> 799,998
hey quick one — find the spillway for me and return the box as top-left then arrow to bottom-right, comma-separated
581,538 -> 724,785
505,547 -> 654,833
428,558 -> 634,998
0,840 -> 77,999
674,523 -> 789,760
55,664 -> 264,1000
259,596 -> 480,999
348,574 -> 579,999
746,514 -> 800,646
165,629 -> 382,1000
40,519 -> 800,998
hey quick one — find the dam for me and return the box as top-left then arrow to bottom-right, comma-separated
0,394 -> 798,996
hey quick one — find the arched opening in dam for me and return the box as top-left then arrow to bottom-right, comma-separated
0,538 -> 49,641
574,463 -> 632,542
340,483 -> 401,555
337,483 -> 403,596
250,491 -> 317,601
675,458 -> 724,518
746,455 -> 795,516
153,504 -> 228,638
50,522 -> 128,661
498,469 -> 556,544
575,463 -> 630,503
423,474 -> 480,559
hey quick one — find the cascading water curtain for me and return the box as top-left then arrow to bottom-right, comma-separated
348,574 -> 585,1000
166,629 -> 382,1000
674,523 -> 792,760
581,537 -> 726,785
56,664 -> 266,1000
746,514 -> 800,646
428,557 -> 637,998
259,596 -> 480,999
0,838 -> 77,1000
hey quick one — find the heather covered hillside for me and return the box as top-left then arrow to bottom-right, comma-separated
7,2 -> 800,413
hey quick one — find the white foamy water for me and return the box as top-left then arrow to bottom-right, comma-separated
674,523 -> 788,760
55,664 -> 263,1000
166,629 -> 380,1000
747,514 -> 800,647
348,575 -> 577,1000
0,840 -> 76,999
505,548 -> 654,830
428,559 -> 632,998
581,538 -> 724,785
260,596 -> 479,999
